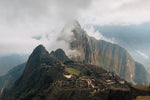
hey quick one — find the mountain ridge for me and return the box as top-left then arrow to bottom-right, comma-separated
63,20 -> 149,84
0,54 -> 28,76
0,20 -> 149,100
0,45 -> 131,100
0,63 -> 26,95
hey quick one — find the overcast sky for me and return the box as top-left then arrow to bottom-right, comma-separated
0,0 -> 150,56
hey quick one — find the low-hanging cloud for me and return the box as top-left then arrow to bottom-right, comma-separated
0,0 -> 91,56
0,0 -> 150,56
85,26 -> 116,43
81,0 -> 150,25
48,20 -> 82,56
135,50 -> 149,59
0,0 -> 91,22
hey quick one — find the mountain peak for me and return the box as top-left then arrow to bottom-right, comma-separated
32,44 -> 48,56
66,19 -> 81,28
62,20 -> 82,33
55,48 -> 66,55
23,45 -> 49,76
50,48 -> 69,62
35,44 -> 44,49
71,20 -> 81,28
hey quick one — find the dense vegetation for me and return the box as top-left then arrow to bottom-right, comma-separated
1,45 -> 150,100
0,45 -> 129,100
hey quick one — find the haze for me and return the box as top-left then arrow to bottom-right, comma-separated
0,0 -> 150,70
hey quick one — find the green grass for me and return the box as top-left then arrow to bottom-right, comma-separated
66,68 -> 81,76
110,88 -> 130,91
132,85 -> 150,91
136,96 -> 150,100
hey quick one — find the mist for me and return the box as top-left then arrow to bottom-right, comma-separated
85,26 -> 116,44
0,0 -> 91,56
1,0 -> 150,56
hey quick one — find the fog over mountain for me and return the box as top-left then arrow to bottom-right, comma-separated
0,0 -> 150,71
84,23 -> 150,72
1,1 -> 150,99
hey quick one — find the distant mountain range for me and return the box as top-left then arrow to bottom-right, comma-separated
0,63 -> 26,94
0,54 -> 28,76
0,21 -> 150,100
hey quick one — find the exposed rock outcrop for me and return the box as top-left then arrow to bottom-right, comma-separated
63,20 -> 148,84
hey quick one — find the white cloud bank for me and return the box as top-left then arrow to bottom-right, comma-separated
0,0 -> 150,55
85,26 -> 116,43
80,0 -> 150,25
0,0 -> 91,56
136,50 -> 149,59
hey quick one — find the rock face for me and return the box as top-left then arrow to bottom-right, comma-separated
134,62 -> 150,85
64,20 -> 148,84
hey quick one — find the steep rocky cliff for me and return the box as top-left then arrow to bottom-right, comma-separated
62,20 -> 148,84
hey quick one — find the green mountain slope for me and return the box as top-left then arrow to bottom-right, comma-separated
0,63 -> 26,94
0,45 -> 130,100
0,54 -> 28,76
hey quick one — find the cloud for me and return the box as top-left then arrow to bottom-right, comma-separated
85,26 -> 116,43
136,50 -> 149,59
0,0 -> 150,56
80,0 -> 150,25
0,0 -> 91,23
0,0 -> 91,56
48,20 -> 83,56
